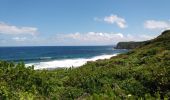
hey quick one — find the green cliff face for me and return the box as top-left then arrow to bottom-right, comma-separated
115,41 -> 145,49
0,30 -> 170,99
115,30 -> 170,50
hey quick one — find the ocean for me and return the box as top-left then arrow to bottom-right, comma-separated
0,46 -> 128,69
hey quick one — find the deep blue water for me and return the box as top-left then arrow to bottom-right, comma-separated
0,46 -> 128,63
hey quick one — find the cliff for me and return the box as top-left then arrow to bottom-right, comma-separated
0,30 -> 170,99
115,41 -> 145,49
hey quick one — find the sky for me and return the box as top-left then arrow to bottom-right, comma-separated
0,0 -> 170,46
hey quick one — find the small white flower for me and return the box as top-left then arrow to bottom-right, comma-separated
128,94 -> 132,97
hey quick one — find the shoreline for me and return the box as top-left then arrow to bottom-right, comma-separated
26,53 -> 119,70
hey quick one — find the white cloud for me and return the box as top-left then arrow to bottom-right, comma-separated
144,20 -> 170,30
95,14 -> 127,28
52,32 -> 153,45
0,22 -> 38,35
12,37 -> 27,42
125,34 -> 155,41
56,32 -> 124,42
104,15 -> 127,28
1,31 -> 155,46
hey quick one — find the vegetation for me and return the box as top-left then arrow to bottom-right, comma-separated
0,30 -> 170,99
115,41 -> 145,49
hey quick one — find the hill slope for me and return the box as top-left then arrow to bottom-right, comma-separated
115,41 -> 145,49
0,30 -> 170,99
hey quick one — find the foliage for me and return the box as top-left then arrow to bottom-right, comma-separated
0,30 -> 170,99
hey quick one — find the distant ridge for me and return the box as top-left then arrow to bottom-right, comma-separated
115,30 -> 170,49
0,30 -> 169,99
115,41 -> 145,49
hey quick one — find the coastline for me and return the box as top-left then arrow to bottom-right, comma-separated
26,53 -> 119,70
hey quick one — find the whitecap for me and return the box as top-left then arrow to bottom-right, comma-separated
39,57 -> 52,60
26,54 -> 118,70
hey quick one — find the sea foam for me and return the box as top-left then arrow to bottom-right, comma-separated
26,54 -> 118,70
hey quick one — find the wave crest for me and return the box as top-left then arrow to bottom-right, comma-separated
26,54 -> 118,70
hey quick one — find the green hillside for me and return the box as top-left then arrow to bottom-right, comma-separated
0,30 -> 170,99
115,41 -> 145,49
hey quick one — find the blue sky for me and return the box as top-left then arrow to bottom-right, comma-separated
0,0 -> 170,46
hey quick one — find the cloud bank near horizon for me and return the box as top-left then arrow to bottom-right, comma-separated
144,20 -> 170,30
0,31 -> 155,46
0,19 -> 165,46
